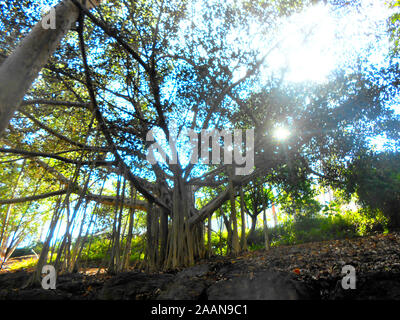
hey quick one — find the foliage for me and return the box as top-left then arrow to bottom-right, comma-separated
342,207 -> 388,236
247,209 -> 387,248
79,234 -> 146,264
209,230 -> 229,256
344,151 -> 400,229
79,235 -> 111,262
278,180 -> 323,218
388,0 -> 400,56
0,160 -> 52,263
7,257 -> 37,271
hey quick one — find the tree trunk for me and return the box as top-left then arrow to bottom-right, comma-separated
121,188 -> 137,271
228,168 -> 240,255
0,160 -> 26,263
248,214 -> 257,238
107,175 -> 122,273
246,197 -> 258,246
218,214 -> 223,255
221,209 -> 232,254
261,187 -> 270,251
263,209 -> 269,251
28,195 -> 65,286
0,0 -> 101,135
164,174 -> 203,269
239,187 -> 247,251
146,202 -> 160,271
159,209 -> 168,263
207,213 -> 212,258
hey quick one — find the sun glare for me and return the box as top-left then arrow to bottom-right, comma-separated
254,0 -> 391,84
274,127 -> 291,141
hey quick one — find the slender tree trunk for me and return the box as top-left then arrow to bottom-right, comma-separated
0,160 -> 26,263
108,175 -> 122,273
207,213 -> 212,258
122,188 -> 137,271
263,209 -> 269,250
28,195 -> 64,286
146,202 -> 157,270
218,212 -> 223,255
261,186 -> 270,251
72,202 -> 97,273
247,214 -> 257,242
228,168 -> 240,255
114,178 -> 126,272
70,200 -> 90,273
250,214 -> 257,234
4,238 -> 24,262
159,209 -> 168,263
239,187 -> 247,251
221,209 -> 232,254
261,186 -> 269,251
247,190 -> 259,246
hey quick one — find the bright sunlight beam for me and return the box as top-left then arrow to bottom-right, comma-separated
255,0 -> 391,83
274,127 -> 291,141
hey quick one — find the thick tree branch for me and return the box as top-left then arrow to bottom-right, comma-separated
0,148 -> 114,167
20,99 -> 88,108
0,189 -> 68,205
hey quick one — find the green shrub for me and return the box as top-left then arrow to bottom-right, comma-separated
248,210 -> 385,249
8,257 -> 37,271
210,231 -> 228,255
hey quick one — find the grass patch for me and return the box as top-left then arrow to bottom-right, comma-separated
7,257 -> 38,271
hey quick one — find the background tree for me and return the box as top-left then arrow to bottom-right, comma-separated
343,151 -> 400,229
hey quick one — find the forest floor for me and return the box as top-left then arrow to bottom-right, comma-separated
1,232 -> 400,300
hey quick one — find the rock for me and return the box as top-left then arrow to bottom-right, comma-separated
207,271 -> 314,300
326,272 -> 400,300
157,278 -> 208,300
98,272 -> 174,300
57,280 -> 83,293
210,260 -> 250,280
0,288 -> 70,300
156,264 -> 211,300
0,271 -> 30,289
175,264 -> 210,279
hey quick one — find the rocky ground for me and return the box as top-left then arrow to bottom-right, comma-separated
1,232 -> 400,300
